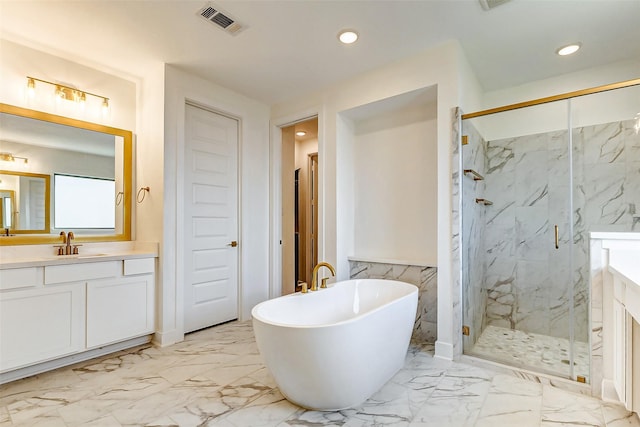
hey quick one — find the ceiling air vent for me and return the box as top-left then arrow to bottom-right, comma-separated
197,3 -> 243,35
479,0 -> 511,10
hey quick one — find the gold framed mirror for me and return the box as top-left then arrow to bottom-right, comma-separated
0,103 -> 132,245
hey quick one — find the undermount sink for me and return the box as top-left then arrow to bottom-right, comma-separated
50,253 -> 110,260
76,253 -> 110,259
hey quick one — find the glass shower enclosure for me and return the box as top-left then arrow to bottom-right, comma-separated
460,82 -> 640,382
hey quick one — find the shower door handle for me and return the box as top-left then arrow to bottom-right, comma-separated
554,225 -> 559,249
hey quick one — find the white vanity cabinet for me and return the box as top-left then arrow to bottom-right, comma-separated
86,258 -> 155,348
610,268 -> 640,412
0,256 -> 156,378
0,277 -> 85,372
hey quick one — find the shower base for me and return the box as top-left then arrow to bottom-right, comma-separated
468,325 -> 590,382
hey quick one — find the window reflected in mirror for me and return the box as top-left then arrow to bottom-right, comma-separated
54,174 -> 116,229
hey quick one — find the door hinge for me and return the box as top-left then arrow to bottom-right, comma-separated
462,325 -> 470,336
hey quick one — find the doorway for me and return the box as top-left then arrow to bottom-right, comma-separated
281,117 -> 318,295
183,103 -> 239,333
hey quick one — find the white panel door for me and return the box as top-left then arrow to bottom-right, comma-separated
184,104 -> 239,333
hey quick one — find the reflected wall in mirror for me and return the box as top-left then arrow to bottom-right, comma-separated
0,103 -> 132,245
0,189 -> 15,230
0,171 -> 50,234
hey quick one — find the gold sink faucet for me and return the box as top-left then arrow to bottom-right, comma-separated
311,262 -> 336,291
59,231 -> 75,255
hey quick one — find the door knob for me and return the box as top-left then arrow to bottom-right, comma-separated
228,241 -> 238,247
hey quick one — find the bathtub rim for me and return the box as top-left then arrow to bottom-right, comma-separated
251,278 -> 418,330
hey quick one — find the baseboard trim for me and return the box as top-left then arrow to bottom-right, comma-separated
434,340 -> 454,360
1,335 -> 152,385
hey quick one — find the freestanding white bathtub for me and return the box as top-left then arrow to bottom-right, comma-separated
251,279 -> 418,411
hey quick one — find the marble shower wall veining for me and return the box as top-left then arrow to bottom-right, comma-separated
461,118 -> 488,347
349,261 -> 437,343
463,117 -> 640,344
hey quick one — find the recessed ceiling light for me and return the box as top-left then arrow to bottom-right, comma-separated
556,43 -> 581,56
338,30 -> 358,44
296,131 -> 307,137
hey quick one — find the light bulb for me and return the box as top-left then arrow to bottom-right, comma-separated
556,43 -> 581,56
55,86 -> 64,104
102,98 -> 110,116
79,92 -> 86,110
338,30 -> 358,44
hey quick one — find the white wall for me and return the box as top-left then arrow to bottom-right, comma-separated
0,141 -> 113,179
272,40 -> 470,360
351,104 -> 437,265
162,65 -> 270,344
0,39 -> 136,131
474,59 -> 640,141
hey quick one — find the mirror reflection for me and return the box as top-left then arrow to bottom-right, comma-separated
0,104 -> 131,244
0,171 -> 50,233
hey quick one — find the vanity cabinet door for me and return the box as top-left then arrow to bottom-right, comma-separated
86,274 -> 155,348
0,283 -> 85,372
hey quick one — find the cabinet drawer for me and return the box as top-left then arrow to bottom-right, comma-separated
123,258 -> 155,276
0,267 -> 41,290
45,261 -> 120,284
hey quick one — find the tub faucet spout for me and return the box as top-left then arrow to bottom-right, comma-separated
311,262 -> 336,291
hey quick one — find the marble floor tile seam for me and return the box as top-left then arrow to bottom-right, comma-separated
1,321 -> 638,427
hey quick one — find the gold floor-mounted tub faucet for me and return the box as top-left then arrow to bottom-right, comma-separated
311,262 -> 336,291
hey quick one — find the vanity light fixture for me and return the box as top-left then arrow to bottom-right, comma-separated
26,76 -> 110,113
296,131 -> 307,137
556,43 -> 581,56
0,152 -> 28,164
338,30 -> 359,44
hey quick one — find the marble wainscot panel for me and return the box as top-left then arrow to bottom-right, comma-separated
349,260 -> 437,343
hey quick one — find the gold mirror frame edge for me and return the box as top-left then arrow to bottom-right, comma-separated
0,103 -> 132,246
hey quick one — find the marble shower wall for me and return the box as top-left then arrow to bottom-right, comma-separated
460,119 -> 488,347
349,261 -> 438,343
468,118 -> 640,343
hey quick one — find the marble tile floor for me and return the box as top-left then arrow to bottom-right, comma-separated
469,325 -> 590,382
1,321 -> 638,427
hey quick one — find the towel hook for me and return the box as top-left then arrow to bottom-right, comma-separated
115,191 -> 124,206
137,186 -> 150,203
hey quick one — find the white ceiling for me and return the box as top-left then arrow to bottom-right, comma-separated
1,0 -> 639,105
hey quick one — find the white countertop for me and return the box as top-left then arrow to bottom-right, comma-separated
608,250 -> 640,287
608,249 -> 640,323
0,241 -> 158,269
591,232 -> 640,240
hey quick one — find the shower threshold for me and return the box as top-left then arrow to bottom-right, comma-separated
466,325 -> 590,382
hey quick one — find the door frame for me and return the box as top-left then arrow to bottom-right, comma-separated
177,99 -> 242,334
270,108 -> 323,299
